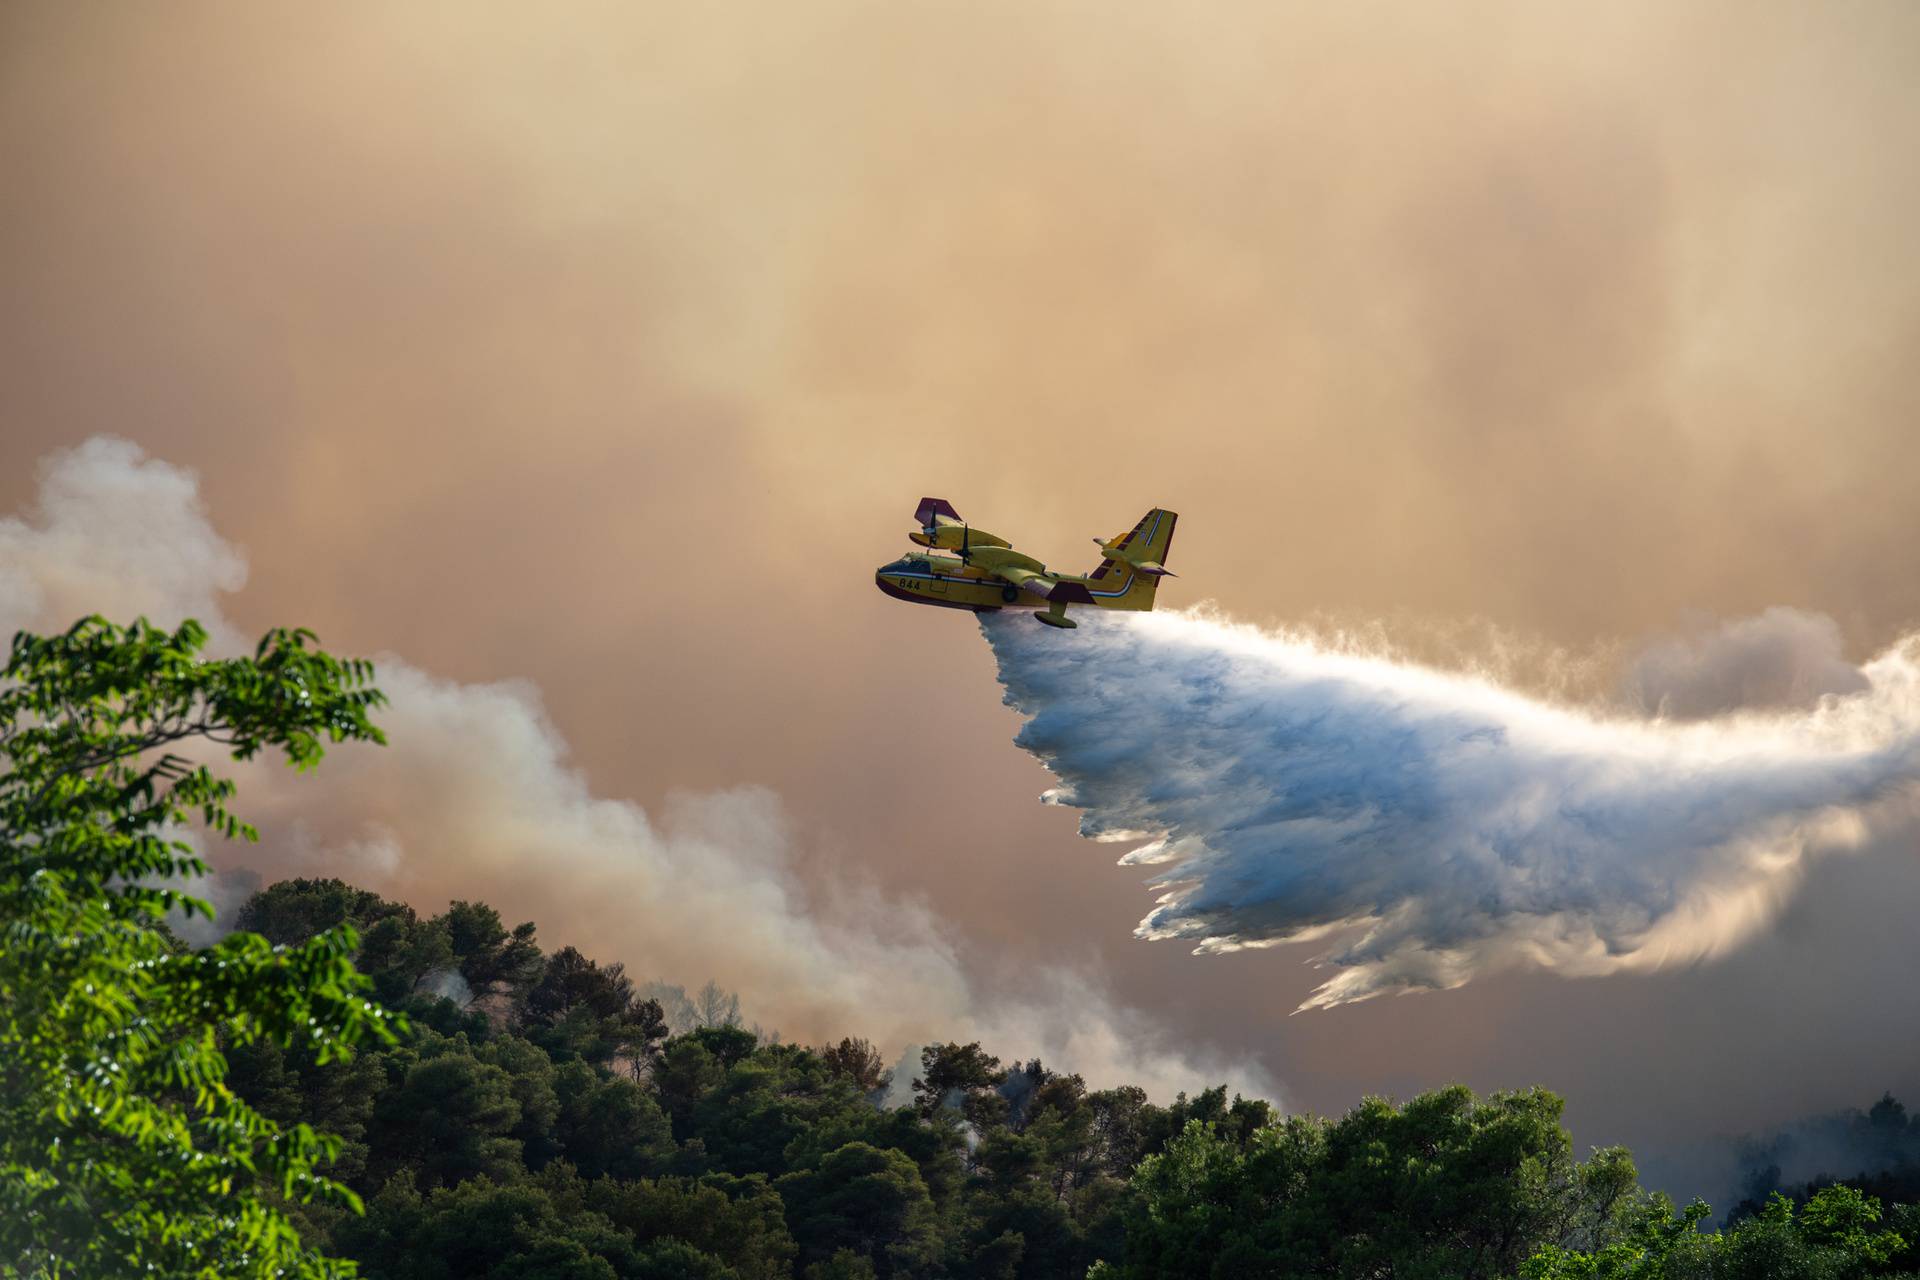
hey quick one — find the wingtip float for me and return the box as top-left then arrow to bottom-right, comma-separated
875,498 -> 1178,630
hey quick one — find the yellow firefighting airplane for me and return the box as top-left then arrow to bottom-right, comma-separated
874,498 -> 1177,629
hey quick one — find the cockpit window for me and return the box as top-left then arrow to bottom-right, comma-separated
880,557 -> 924,574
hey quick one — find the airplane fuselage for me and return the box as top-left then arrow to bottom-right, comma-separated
873,554 -> 1146,615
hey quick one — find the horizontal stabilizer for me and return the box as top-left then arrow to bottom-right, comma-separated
1092,538 -> 1176,578
1090,521 -> 1175,579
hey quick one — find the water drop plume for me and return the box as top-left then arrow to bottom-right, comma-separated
986,610 -> 1920,1010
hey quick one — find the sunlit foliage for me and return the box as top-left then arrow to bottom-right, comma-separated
0,617 -> 394,1277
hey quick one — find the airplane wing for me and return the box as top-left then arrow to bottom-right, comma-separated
990,565 -> 1050,595
914,497 -> 964,529
977,557 -> 1095,602
911,497 -> 1011,551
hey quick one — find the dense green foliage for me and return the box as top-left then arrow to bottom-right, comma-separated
195,876 -> 1920,1280
1106,1085 -> 1639,1278
1,618 -> 394,1277
10,616 -> 1920,1279
1522,1185 -> 1919,1280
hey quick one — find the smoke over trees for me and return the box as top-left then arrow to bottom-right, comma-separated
0,438 -> 1271,1113
195,873 -> 1920,1278
1731,1095 -> 1920,1224
219,879 -> 1494,1271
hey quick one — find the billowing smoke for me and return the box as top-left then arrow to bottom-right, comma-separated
987,609 -> 1920,1010
1622,608 -> 1872,720
0,438 -> 1274,1104
1731,1095 -> 1920,1211
1638,1093 -> 1920,1224
418,967 -> 475,1007
167,863 -> 260,949
0,437 -> 247,649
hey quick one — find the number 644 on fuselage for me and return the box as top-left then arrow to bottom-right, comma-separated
874,497 -> 1177,630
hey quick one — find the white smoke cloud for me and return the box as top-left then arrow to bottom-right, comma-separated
168,861 -> 260,949
0,437 -> 247,651
1621,607 -> 1872,720
0,438 -> 1272,1103
986,609 -> 1920,1010
418,967 -> 475,1007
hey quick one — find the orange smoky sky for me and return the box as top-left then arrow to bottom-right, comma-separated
5,0 -> 1920,1185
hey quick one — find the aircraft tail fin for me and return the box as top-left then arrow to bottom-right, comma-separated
1086,508 -> 1177,610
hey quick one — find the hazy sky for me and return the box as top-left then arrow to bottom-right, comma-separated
5,1 -> 1920,1199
